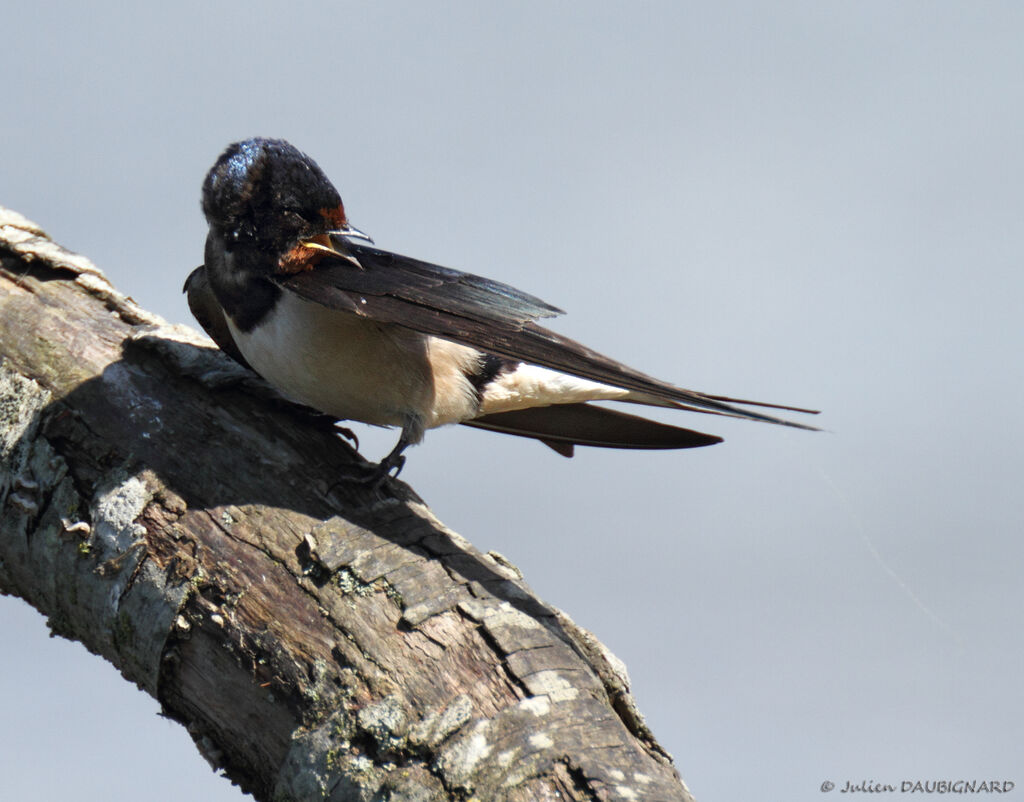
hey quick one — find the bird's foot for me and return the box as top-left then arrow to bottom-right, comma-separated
334,449 -> 405,491
366,451 -> 405,488
333,426 -> 413,490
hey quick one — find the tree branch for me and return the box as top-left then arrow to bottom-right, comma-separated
0,206 -> 695,801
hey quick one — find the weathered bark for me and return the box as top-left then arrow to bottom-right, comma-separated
0,206 -> 695,802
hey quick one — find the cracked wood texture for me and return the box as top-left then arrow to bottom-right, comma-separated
0,207 -> 696,802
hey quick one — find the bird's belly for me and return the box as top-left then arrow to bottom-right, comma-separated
227,294 -> 436,426
227,293 -> 481,431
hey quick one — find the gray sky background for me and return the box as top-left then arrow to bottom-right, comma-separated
3,2 -> 1022,800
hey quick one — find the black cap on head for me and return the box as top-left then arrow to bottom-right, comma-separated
202,138 -> 343,251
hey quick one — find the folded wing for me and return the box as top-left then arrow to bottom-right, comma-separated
276,242 -> 819,429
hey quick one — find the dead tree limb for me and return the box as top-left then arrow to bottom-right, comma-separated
0,206 -> 696,802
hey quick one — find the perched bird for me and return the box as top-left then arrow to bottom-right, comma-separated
187,138 -> 817,478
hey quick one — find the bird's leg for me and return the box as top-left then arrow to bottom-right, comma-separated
363,414 -> 423,486
374,433 -> 411,481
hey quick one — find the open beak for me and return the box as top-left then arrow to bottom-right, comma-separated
294,205 -> 373,269
297,224 -> 371,269
299,223 -> 373,255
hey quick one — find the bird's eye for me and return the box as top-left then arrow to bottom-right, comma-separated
281,209 -> 319,230
236,221 -> 256,241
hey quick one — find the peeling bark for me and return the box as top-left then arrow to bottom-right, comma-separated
0,206 -> 696,802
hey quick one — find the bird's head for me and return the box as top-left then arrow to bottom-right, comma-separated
202,138 -> 367,273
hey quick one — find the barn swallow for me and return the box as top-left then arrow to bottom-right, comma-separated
187,138 -> 817,478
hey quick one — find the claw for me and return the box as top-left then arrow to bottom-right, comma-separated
344,452 -> 404,489
378,452 -> 406,479
367,428 -> 414,486
335,424 -> 359,451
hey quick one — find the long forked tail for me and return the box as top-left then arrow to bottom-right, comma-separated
647,391 -> 821,427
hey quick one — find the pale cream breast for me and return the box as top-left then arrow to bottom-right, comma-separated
228,293 -> 438,428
